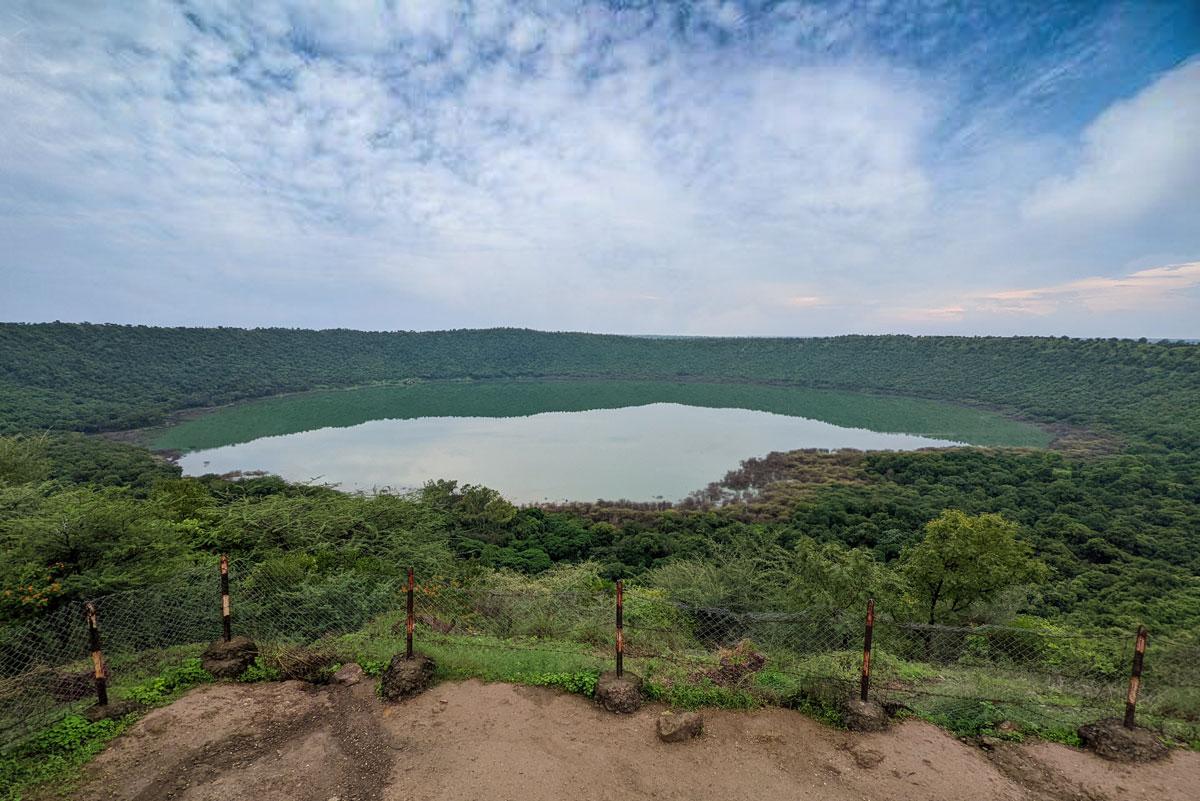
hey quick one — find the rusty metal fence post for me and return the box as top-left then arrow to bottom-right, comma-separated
1123,625 -> 1148,728
406,567 -> 415,660
860,598 -> 875,702
615,579 -> 624,678
84,602 -> 108,707
220,554 -> 232,642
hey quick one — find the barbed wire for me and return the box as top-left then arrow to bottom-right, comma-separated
1,559 -> 1197,751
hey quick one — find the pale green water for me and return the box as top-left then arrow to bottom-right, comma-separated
178,402 -> 967,502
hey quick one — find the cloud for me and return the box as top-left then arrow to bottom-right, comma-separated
889,261 -> 1200,328
1023,59 -> 1200,229
979,261 -> 1200,315
0,1 -> 1196,337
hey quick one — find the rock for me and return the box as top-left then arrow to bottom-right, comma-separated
657,711 -> 703,742
1078,718 -> 1169,762
842,698 -> 889,732
201,636 -> 259,679
83,699 -> 143,722
379,653 -> 436,701
332,663 -> 364,686
595,671 -> 643,714
846,746 -> 885,768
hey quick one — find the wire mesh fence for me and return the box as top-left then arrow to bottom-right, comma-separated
0,561 -> 224,745
2,558 -> 1198,752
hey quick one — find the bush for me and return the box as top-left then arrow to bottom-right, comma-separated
526,669 -> 600,697
124,658 -> 211,705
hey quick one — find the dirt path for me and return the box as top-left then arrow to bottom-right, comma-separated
60,679 -> 1200,801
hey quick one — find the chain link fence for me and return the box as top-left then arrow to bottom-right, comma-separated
0,562 -> 224,745
3,559 -> 1198,751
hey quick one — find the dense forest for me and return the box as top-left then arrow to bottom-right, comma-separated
1,325 -> 1199,641
2,324 -> 1198,449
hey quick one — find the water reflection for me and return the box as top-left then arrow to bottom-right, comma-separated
178,403 -> 961,502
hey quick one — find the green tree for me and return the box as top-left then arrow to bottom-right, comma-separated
0,433 -> 51,485
901,510 -> 1046,625
421,479 -> 516,537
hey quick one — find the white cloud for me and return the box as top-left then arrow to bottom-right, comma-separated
1023,59 -> 1200,228
979,261 -> 1200,315
886,261 -> 1200,332
0,1 -> 1196,336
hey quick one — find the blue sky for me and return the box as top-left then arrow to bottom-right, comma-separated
1,1 -> 1197,336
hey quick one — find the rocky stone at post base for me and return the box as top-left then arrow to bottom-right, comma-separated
1077,718 -> 1169,762
201,636 -> 259,679
380,653 -> 436,701
657,711 -> 703,742
841,698 -> 889,732
595,671 -> 643,713
332,662 -> 364,686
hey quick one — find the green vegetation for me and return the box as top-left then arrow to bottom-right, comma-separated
2,440 -> 1199,635
2,325 -> 1197,451
152,380 -> 1050,451
0,715 -> 134,801
0,657 -> 211,800
0,324 -> 1198,762
902,510 -> 1048,624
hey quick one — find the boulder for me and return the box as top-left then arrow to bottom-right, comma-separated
595,671 -> 643,713
842,698 -> 889,732
657,711 -> 703,742
846,746 -> 885,768
201,636 -> 259,679
379,653 -> 436,701
332,662 -> 364,686
1078,718 -> 1168,762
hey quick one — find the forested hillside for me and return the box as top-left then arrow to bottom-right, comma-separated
1,325 -> 1199,641
2,324 -> 1198,449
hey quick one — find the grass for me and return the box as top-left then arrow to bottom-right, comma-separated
6,618 -> 1196,798
329,611 -> 607,697
153,379 -> 1052,452
0,657 -> 212,801
0,643 -> 206,747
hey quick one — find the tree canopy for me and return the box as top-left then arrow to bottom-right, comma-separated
902,510 -> 1047,625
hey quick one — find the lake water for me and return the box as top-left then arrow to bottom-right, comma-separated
177,402 -> 962,502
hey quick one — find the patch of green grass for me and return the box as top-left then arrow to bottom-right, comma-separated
236,656 -> 283,683
0,715 -> 134,801
0,658 -> 212,801
123,658 -> 211,706
328,613 -> 606,696
635,658 -> 760,710
523,670 -> 600,697
642,678 -> 759,710
910,697 -> 1085,747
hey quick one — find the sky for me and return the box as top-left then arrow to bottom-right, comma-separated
0,1 -> 1198,338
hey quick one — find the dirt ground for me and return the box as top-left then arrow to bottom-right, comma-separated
57,679 -> 1200,801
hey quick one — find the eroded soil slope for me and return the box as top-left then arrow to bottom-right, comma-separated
58,679 -> 1200,801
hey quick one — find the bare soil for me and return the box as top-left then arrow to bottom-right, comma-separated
55,680 -> 1200,801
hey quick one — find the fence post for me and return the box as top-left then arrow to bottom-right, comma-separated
860,598 -> 875,702
84,602 -> 108,707
1123,625 -> 1148,729
406,567 -> 415,660
220,554 -> 232,642
615,579 -> 624,678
